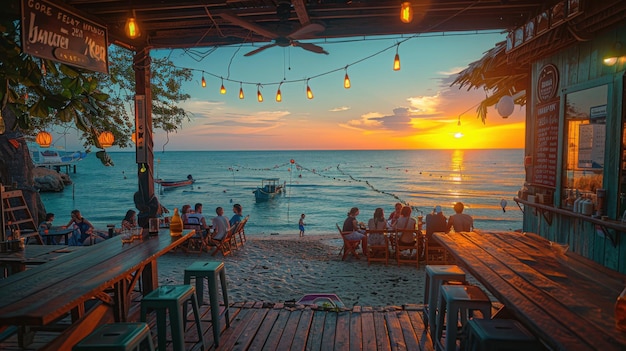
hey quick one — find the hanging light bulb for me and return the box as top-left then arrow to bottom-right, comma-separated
393,45 -> 401,71
140,163 -> 147,173
276,83 -> 283,102
257,85 -> 263,102
239,83 -> 244,99
344,67 -> 351,89
306,79 -> 314,99
201,74 -> 206,88
400,2 -> 413,23
125,10 -> 141,39
41,60 -> 47,76
220,78 -> 226,94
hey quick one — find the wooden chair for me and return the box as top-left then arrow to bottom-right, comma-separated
365,229 -> 389,265
336,223 -> 361,261
424,232 -> 453,265
207,227 -> 233,257
235,215 -> 249,246
183,219 -> 207,254
394,229 -> 422,268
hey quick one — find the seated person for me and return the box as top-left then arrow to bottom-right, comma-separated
230,203 -> 244,227
66,209 -> 106,246
367,208 -> 387,246
425,205 -> 447,240
342,207 -> 367,254
388,202 -> 403,227
185,203 -> 208,233
121,209 -> 137,230
447,202 -> 474,232
394,206 -> 417,245
39,213 -> 56,244
210,206 -> 230,241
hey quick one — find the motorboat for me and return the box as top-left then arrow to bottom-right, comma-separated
253,178 -> 285,202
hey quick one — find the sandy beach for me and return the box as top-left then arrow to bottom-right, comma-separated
157,234 -> 427,308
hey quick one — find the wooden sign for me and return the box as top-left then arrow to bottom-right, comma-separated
537,64 -> 559,103
21,0 -> 108,73
532,99 -> 560,188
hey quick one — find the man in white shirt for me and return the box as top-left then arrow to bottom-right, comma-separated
211,207 -> 230,240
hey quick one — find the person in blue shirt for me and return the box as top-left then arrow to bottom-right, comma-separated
230,203 -> 243,227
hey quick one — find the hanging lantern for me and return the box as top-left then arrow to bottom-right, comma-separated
98,131 -> 115,148
239,85 -> 245,99
36,131 -> 53,148
496,95 -> 515,118
344,68 -> 351,89
400,2 -> 413,23
220,78 -> 226,94
201,75 -> 206,88
276,85 -> 282,102
393,52 -> 401,71
257,85 -> 263,102
131,132 -> 137,144
306,80 -> 314,99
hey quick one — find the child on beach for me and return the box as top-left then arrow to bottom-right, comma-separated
299,214 -> 306,237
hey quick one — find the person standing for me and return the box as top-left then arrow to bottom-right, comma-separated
299,213 -> 306,237
447,202 -> 474,232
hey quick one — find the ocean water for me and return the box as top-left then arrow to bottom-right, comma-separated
39,149 -> 525,236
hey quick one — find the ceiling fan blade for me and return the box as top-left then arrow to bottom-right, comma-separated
244,43 -> 278,56
294,41 -> 328,55
289,23 -> 325,39
219,11 -> 279,40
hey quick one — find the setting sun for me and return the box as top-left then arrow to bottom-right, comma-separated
454,132 -> 464,138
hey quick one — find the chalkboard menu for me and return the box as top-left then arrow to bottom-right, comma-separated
532,99 -> 560,188
21,0 -> 108,73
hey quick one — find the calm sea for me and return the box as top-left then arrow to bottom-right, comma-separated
39,149 -> 524,236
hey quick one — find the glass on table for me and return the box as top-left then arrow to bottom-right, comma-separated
121,229 -> 133,244
132,227 -> 143,241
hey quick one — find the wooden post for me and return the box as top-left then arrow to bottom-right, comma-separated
133,48 -> 158,227
0,183 -> 5,242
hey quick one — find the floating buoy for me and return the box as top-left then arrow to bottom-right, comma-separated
500,199 -> 508,212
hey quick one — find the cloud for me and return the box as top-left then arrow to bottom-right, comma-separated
329,106 -> 350,112
196,110 -> 290,135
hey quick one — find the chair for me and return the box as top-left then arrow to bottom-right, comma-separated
425,232 -> 453,265
336,223 -> 361,261
208,228 -> 233,257
235,215 -> 249,246
183,218 -> 207,254
394,229 -> 421,268
365,229 -> 389,265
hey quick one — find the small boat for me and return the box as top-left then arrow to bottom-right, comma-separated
253,178 -> 285,202
155,174 -> 195,189
29,143 -> 88,166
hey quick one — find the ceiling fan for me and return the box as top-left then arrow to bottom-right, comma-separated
219,12 -> 328,56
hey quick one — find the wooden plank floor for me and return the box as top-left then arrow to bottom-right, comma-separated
0,301 -> 436,350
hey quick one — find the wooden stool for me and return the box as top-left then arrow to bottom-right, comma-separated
436,284 -> 492,351
73,322 -> 155,351
183,261 -> 230,347
140,285 -> 204,351
465,318 -> 540,351
424,264 -> 467,337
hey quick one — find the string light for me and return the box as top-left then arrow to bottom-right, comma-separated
201,74 -> 206,88
306,79 -> 314,99
343,67 -> 351,89
220,78 -> 226,94
276,82 -> 283,102
257,84 -> 263,102
41,60 -> 47,76
239,83 -> 244,99
400,2 -> 413,23
393,44 -> 401,71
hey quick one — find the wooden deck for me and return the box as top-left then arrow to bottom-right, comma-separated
0,300 -> 435,350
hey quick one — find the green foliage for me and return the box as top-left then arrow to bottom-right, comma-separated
0,16 -> 192,149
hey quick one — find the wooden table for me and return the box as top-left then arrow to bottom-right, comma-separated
0,229 -> 194,350
433,230 -> 626,351
0,245 -> 81,277
40,227 -> 74,245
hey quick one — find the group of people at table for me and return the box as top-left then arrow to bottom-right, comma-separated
37,203 -> 246,246
341,202 -> 474,257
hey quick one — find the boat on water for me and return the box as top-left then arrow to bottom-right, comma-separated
29,143 -> 89,167
253,178 -> 285,202
155,174 -> 195,189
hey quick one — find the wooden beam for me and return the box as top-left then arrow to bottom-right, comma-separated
292,0 -> 310,25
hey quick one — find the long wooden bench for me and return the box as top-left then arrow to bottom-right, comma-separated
433,230 -> 626,351
0,229 -> 194,348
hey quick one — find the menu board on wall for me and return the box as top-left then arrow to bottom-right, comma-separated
20,0 -> 108,73
532,99 -> 560,188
